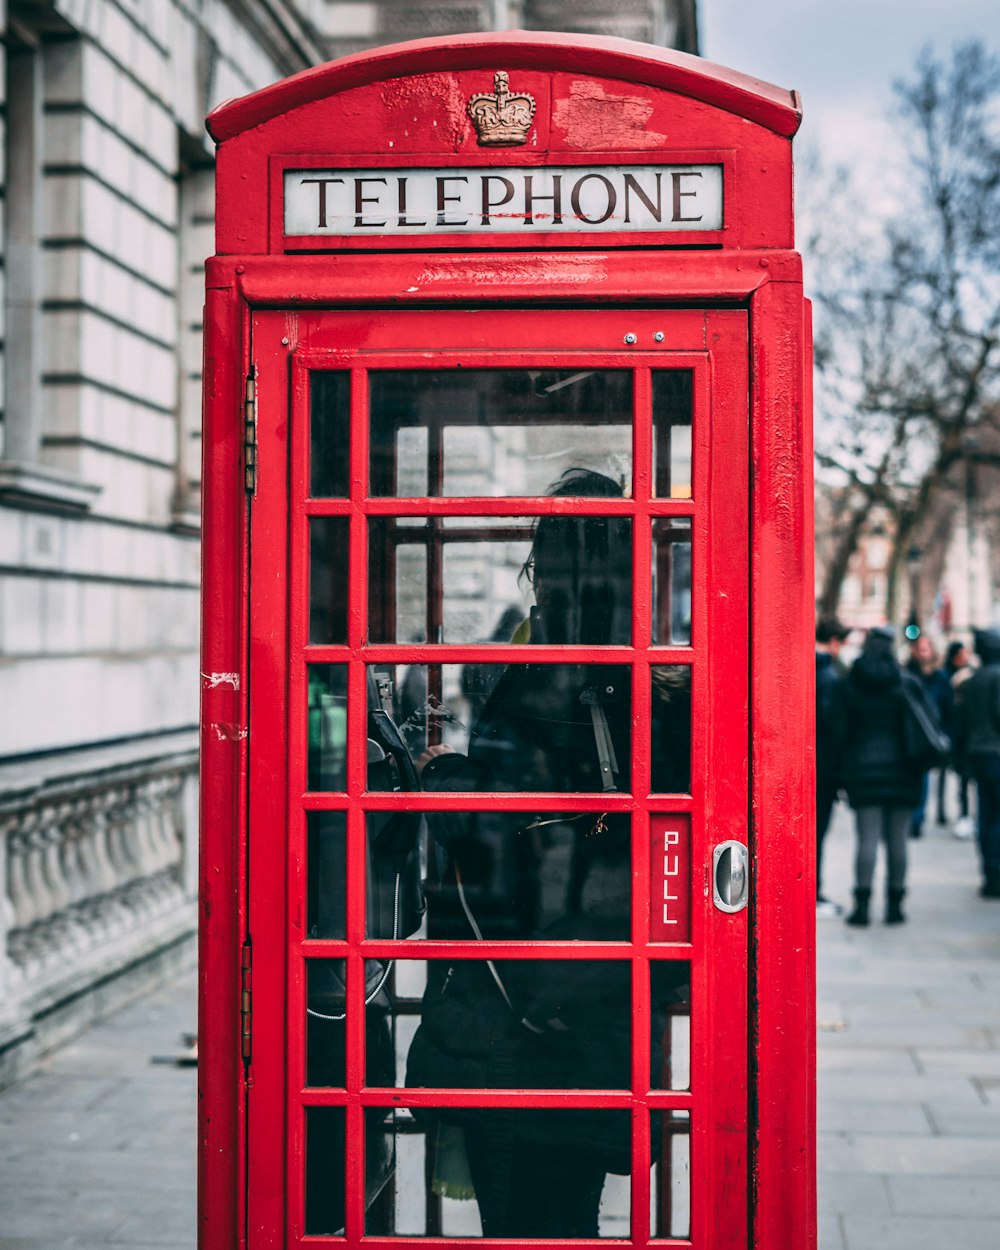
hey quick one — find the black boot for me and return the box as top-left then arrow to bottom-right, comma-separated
886,889 -> 906,924
846,889 -> 871,927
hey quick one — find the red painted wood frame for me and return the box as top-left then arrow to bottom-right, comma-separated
199,253 -> 815,1250
237,303 -> 745,1250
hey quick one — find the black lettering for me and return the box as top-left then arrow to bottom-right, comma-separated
671,170 -> 703,223
623,172 -> 663,224
354,177 -> 388,228
570,173 -> 617,225
480,175 -> 515,226
436,175 -> 469,227
523,174 -> 563,225
396,177 -> 427,227
300,177 -> 344,230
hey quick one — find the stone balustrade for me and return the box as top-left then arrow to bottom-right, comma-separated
0,736 -> 199,1082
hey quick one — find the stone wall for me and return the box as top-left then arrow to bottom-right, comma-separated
0,0 -> 325,1085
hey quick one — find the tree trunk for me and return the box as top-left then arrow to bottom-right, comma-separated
817,495 -> 873,618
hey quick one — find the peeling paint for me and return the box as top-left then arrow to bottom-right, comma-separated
202,671 -> 241,690
212,722 -> 248,741
380,74 -> 467,149
553,81 -> 666,151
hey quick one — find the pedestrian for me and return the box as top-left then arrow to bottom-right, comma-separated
905,635 -> 952,838
816,617 -> 849,917
941,640 -> 976,838
954,628 -> 1000,899
833,626 -> 933,926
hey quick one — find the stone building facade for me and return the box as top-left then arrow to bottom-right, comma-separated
0,0 -> 697,1083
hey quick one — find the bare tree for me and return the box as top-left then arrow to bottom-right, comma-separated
809,41 -> 1000,623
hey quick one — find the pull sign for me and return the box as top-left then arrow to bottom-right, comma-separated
651,816 -> 690,942
712,841 -> 749,914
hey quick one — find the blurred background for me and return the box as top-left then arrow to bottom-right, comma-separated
0,0 -> 996,1084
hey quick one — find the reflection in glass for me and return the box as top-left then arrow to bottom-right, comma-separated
309,518 -> 349,643
650,665 -> 692,794
307,811 -> 346,939
418,811 -> 631,942
307,665 -> 347,791
650,1111 -> 691,1240
652,517 -> 692,645
651,963 -> 691,1091
377,662 -> 632,792
653,372 -> 693,499
310,371 -> 350,497
368,514 -> 631,647
368,1107 -> 634,1238
369,370 -> 632,497
374,959 -> 634,1090
305,1106 -> 395,1235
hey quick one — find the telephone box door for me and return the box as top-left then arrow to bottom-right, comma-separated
246,306 -> 749,1248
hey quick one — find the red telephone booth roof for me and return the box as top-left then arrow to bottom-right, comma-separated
207,30 -> 802,143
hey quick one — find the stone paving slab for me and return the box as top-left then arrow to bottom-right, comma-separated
0,972 -> 196,1250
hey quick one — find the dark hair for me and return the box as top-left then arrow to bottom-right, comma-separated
944,639 -> 966,666
523,468 -> 630,645
816,616 -> 849,644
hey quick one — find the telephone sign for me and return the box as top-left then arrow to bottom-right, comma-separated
200,32 -> 815,1250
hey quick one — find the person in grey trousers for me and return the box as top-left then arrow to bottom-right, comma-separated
832,626 -> 931,926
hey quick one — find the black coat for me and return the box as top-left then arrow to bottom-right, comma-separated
834,652 -> 925,809
816,651 -> 843,788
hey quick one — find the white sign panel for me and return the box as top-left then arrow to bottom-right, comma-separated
284,164 -> 723,237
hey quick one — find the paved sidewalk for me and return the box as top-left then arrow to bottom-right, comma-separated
1,802 -> 998,1249
818,800 -> 1000,1250
0,971 -> 197,1250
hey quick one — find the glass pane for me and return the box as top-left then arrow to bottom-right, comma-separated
308,665 -> 347,791
369,370 -> 632,497
308,810 -> 346,939
305,1106 -> 394,1236
370,663 -> 632,792
652,518 -> 692,645
412,810 -> 631,942
369,958 -> 634,1089
369,515 -> 632,645
651,962 -> 691,1091
368,1106 -> 634,1237
653,372 -> 692,499
650,1111 -> 691,1240
309,518 -> 349,643
310,371 -> 350,497
650,665 -> 691,794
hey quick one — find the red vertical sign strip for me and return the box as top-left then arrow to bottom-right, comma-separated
650,815 -> 691,943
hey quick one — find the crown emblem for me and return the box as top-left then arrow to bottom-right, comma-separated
467,71 -> 536,147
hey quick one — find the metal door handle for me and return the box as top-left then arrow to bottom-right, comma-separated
712,840 -> 749,913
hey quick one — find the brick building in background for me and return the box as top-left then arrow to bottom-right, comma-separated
0,0 -> 697,1082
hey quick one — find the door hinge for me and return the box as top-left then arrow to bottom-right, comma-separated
244,370 -> 257,494
240,939 -> 252,1064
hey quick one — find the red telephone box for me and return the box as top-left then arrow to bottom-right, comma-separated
199,32 -> 815,1250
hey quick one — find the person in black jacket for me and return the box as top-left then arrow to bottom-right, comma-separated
816,617 -> 849,916
905,635 -> 953,838
955,628 -> 1000,898
408,469 -> 689,1238
833,626 -> 930,926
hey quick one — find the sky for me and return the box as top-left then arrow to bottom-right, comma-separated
700,0 -> 1000,170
